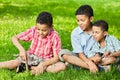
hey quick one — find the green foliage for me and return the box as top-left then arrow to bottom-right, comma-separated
0,0 -> 120,80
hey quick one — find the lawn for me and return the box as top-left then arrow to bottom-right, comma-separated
0,0 -> 120,80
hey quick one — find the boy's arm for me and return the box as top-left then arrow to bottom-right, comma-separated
78,52 -> 92,64
12,27 -> 35,60
78,52 -> 98,73
32,48 -> 59,74
11,35 -> 26,60
89,54 -> 101,63
110,50 -> 120,57
109,36 -> 120,57
39,50 -> 59,67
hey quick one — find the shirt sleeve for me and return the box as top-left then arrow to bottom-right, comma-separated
52,33 -> 62,54
71,32 -> 83,53
86,42 -> 99,57
16,27 -> 35,41
111,36 -> 120,51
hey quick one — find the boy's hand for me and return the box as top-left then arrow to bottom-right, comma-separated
91,56 -> 101,64
103,52 -> 110,57
89,54 -> 102,64
19,51 -> 27,61
31,62 -> 46,75
87,61 -> 98,73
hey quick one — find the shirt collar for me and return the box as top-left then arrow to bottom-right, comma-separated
78,26 -> 92,36
46,28 -> 54,38
89,32 -> 93,36
97,35 -> 109,47
78,26 -> 84,34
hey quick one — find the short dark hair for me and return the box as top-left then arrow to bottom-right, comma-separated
93,20 -> 108,31
36,12 -> 53,27
75,5 -> 93,18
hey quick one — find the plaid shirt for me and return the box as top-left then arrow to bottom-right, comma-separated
17,27 -> 61,60
87,35 -> 120,57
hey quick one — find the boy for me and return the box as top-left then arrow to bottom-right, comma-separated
91,20 -> 120,68
0,12 -> 66,75
59,5 -> 101,73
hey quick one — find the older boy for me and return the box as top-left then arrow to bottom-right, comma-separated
91,20 -> 120,67
0,12 -> 66,75
59,5 -> 101,73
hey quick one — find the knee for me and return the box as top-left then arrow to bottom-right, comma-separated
62,54 -> 69,61
110,57 -> 116,63
59,49 -> 72,62
58,62 -> 66,70
103,57 -> 116,65
95,57 -> 102,64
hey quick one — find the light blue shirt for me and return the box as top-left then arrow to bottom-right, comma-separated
71,26 -> 95,57
88,35 -> 120,57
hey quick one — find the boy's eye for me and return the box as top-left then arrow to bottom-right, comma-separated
93,31 -> 99,34
95,31 -> 99,34
77,19 -> 85,22
81,19 -> 85,22
42,29 -> 48,31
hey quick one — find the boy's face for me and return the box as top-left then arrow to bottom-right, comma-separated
36,23 -> 51,38
76,15 -> 93,31
92,26 -> 107,42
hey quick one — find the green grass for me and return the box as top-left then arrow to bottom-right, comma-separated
0,0 -> 120,80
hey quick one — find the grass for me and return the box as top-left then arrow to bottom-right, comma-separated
0,0 -> 120,80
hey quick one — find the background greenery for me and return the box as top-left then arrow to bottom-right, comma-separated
0,0 -> 120,80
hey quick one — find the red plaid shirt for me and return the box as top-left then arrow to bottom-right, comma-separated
17,27 -> 61,60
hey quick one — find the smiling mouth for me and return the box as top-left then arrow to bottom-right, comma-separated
93,37 -> 97,40
41,35 -> 44,37
80,25 -> 83,27
80,26 -> 84,29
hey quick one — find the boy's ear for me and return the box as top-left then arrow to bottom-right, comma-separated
90,16 -> 94,22
104,31 -> 108,36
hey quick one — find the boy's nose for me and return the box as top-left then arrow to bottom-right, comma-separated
39,31 -> 43,35
78,21 -> 82,25
92,33 -> 96,37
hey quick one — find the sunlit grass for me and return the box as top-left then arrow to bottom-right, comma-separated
0,0 -> 120,80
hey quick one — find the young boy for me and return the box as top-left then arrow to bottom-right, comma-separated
0,12 -> 66,75
91,20 -> 120,68
59,5 -> 101,73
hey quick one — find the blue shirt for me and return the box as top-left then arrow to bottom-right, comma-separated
88,35 -> 120,56
71,26 -> 95,57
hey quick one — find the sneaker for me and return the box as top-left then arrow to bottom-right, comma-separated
98,66 -> 104,71
118,64 -> 120,72
16,63 -> 26,73
72,65 -> 80,69
65,62 -> 69,66
99,65 -> 111,72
